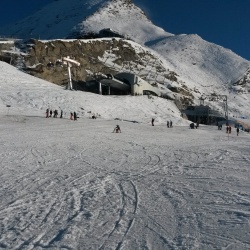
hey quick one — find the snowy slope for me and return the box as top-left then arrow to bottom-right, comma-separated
0,0 -> 172,44
74,0 -> 172,44
1,60 -> 250,249
149,34 -> 250,118
150,34 -> 250,89
0,0 -> 107,39
0,61 -> 185,125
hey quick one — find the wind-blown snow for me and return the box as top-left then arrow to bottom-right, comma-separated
0,0 -> 172,44
1,62 -> 250,249
76,0 -> 172,44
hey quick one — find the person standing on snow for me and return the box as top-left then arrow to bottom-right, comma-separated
151,118 -> 155,126
236,127 -> 239,136
170,120 -> 173,128
73,112 -> 77,121
113,125 -> 121,133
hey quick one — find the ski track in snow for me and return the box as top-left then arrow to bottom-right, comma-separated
0,115 -> 250,249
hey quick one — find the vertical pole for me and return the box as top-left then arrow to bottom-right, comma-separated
99,82 -> 102,95
108,84 -> 110,95
67,62 -> 73,90
225,95 -> 228,123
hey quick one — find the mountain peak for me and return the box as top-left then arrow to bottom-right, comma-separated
0,0 -> 172,44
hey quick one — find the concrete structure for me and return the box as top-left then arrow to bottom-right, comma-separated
100,72 -> 162,96
182,105 -> 224,125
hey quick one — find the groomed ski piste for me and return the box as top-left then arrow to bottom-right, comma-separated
0,61 -> 250,249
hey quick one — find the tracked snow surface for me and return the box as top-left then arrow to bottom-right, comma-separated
0,62 -> 250,249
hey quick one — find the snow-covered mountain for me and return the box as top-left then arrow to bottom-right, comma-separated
0,0 -> 249,120
0,0 -> 172,45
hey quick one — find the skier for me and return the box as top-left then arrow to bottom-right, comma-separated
49,110 -> 52,117
46,108 -> 49,118
151,118 -> 155,126
113,125 -> 121,133
73,112 -> 77,121
70,112 -> 74,120
53,110 -> 58,118
170,120 -> 173,128
236,127 -> 239,136
60,110 -> 63,118
167,121 -> 169,128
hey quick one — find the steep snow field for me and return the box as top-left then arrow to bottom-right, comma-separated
0,62 -> 184,125
0,0 -> 172,43
1,62 -> 250,249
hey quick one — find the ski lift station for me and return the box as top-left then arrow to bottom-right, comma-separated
182,105 -> 225,125
99,72 -> 164,96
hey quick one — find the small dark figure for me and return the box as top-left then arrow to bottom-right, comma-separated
226,125 -> 229,133
60,110 -> 63,118
218,124 -> 222,130
49,110 -> 52,117
70,112 -> 74,120
151,118 -> 155,126
170,120 -> 173,128
46,108 -> 49,118
92,115 -> 96,119
236,127 -> 239,136
167,121 -> 169,128
228,125 -> 231,134
190,123 -> 195,129
113,125 -> 121,133
53,110 -> 58,118
195,122 -> 199,129
73,112 -> 77,121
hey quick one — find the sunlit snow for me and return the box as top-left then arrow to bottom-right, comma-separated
0,62 -> 250,249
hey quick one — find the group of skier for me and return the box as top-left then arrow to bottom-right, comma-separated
70,112 -> 78,121
45,108 -> 243,136
217,123 -> 240,136
46,108 -> 77,120
167,120 -> 173,128
46,109 -> 63,118
151,118 -> 173,127
226,124 -> 232,134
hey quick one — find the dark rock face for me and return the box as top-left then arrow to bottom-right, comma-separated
0,38 -> 194,105
17,39 -> 137,86
15,38 -> 170,86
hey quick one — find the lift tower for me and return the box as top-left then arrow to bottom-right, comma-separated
62,57 -> 80,90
